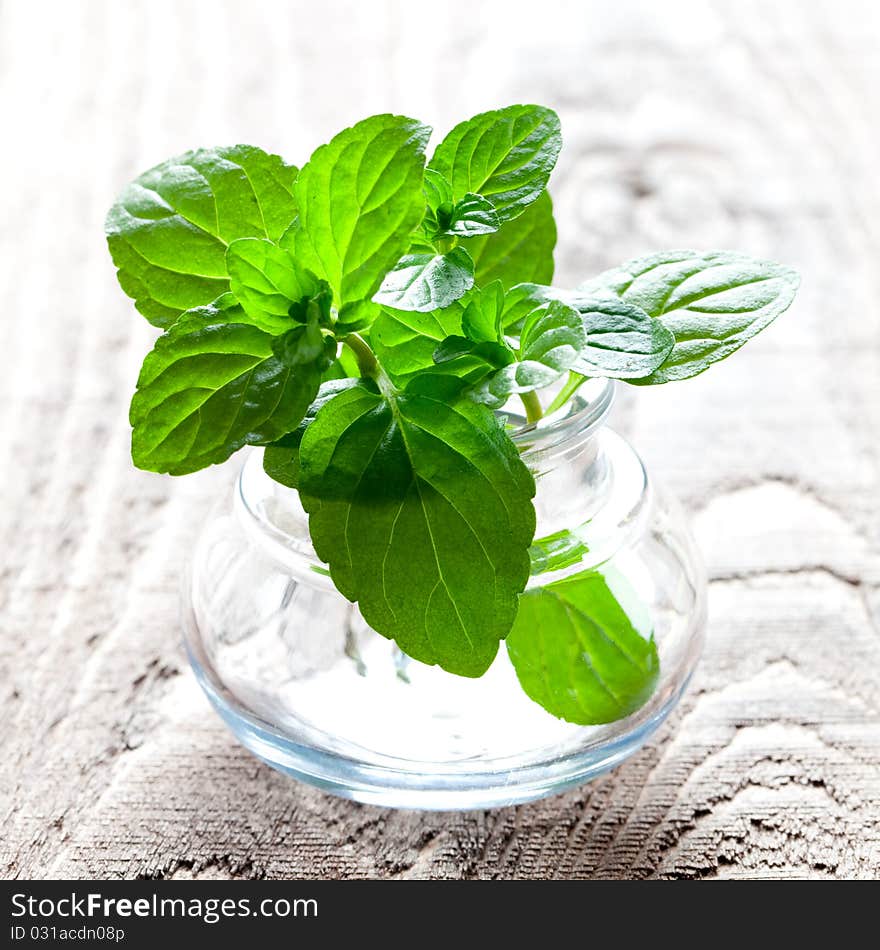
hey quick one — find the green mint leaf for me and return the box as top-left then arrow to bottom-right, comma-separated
428,104 -> 561,224
226,237 -> 326,333
471,299 -> 585,406
507,568 -> 659,724
261,430 -> 302,489
432,335 -> 477,364
130,295 -> 323,475
585,250 -> 800,384
446,193 -> 499,237
262,379 -> 356,489
529,529 -> 590,575
554,294 -> 676,378
288,114 -> 430,326
270,322 -> 336,367
497,282 -> 557,331
463,190 -> 556,288
373,247 -> 474,312
298,375 -> 536,676
372,300 -> 487,383
321,344 -> 361,381
520,299 -> 586,372
424,168 -> 453,214
335,300 -> 382,334
473,363 -> 558,408
106,146 -> 297,328
461,281 -> 506,342
433,336 -> 513,370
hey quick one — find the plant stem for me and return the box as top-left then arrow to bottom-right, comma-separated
343,332 -> 379,380
520,390 -> 544,424
546,371 -> 588,416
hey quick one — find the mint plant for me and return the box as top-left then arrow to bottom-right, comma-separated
107,105 -> 799,725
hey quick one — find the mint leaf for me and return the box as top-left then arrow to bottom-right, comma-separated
434,336 -> 513,370
585,250 -> 800,384
322,344 -> 360,381
507,568 -> 659,724
372,300 -> 487,383
422,175 -> 498,239
226,238 -> 326,334
470,299 -> 585,406
424,168 -> 453,215
520,299 -> 585,373
287,114 -> 430,326
130,295 -> 325,475
373,247 -> 474,312
463,190 -> 556,288
446,194 -> 499,237
106,146 -> 297,328
298,375 -> 536,676
556,294 -> 675,378
428,105 -> 561,224
262,379 -> 356,489
462,281 -> 506,341
336,301 -> 383,334
529,529 -> 590,575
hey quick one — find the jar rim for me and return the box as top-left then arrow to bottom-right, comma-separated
508,377 -> 615,456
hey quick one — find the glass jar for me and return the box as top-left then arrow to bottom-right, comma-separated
182,379 -> 706,809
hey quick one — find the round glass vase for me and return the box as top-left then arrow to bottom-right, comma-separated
182,379 -> 706,809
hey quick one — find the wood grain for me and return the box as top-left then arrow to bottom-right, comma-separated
1,0 -> 878,879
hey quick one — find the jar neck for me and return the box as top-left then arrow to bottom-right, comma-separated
236,378 -> 621,583
510,378 -> 615,477
504,380 -> 617,545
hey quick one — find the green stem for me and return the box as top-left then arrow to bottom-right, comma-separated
520,390 -> 544,424
546,371 -> 588,416
343,332 -> 379,380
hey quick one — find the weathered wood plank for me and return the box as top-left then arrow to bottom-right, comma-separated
1,0 -> 878,879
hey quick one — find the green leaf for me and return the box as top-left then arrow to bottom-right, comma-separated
371,300 -> 487,383
298,375 -> 536,676
471,299 -> 585,406
261,430 -> 303,489
130,295 -> 324,475
106,145 -> 298,328
529,529 -> 590,575
226,238 -> 325,334
520,299 -> 585,372
585,250 -> 800,384
428,104 -> 561,224
288,114 -> 430,322
423,168 -> 453,214
432,335 -> 479,364
270,321 -> 336,367
559,295 -> 675,378
335,300 -> 382,334
507,568 -> 659,724
373,247 -> 474,312
446,193 -> 499,237
262,379 -> 356,489
321,344 -> 361,382
461,281 -> 506,342
433,336 -> 513,370
421,174 -> 498,239
463,190 -> 556,288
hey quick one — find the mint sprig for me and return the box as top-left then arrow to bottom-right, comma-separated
106,145 -> 298,328
106,106 -> 799,726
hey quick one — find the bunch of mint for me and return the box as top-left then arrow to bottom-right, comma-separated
106,106 -> 798,724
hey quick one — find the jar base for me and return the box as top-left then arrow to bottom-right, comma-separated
186,636 -> 692,809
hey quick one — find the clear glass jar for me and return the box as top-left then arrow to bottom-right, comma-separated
182,379 -> 706,809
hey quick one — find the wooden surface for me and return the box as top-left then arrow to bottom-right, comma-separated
2,0 -> 879,879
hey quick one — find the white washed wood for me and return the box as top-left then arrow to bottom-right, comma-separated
1,0 -> 878,879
